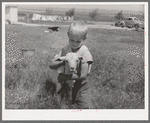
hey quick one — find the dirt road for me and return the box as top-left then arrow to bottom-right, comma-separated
14,22 -> 134,30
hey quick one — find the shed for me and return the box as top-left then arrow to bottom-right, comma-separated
5,5 -> 18,24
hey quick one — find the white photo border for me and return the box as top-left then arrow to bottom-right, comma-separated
2,2 -> 149,121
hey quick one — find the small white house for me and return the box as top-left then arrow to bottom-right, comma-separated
5,5 -> 18,24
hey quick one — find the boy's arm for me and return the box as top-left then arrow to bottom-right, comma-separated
87,64 -> 92,76
49,51 -> 64,69
49,60 -> 64,69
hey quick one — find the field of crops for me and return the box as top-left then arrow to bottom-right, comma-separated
5,22 -> 144,109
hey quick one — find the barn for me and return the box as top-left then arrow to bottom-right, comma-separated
5,5 -> 18,24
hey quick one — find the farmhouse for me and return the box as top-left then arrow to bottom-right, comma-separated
5,5 -> 18,24
31,13 -> 72,22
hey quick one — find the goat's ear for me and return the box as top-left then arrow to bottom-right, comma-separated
58,56 -> 66,61
78,56 -> 83,60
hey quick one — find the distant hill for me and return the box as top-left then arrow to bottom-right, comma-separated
17,5 -> 143,16
17,5 -> 144,22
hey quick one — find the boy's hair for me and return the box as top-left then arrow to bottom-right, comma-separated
68,20 -> 88,40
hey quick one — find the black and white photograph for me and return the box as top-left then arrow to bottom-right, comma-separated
2,2 -> 148,120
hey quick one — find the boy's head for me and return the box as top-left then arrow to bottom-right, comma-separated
67,20 -> 88,49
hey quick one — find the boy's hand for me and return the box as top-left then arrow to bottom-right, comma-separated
60,60 -> 65,65
58,73 -> 72,81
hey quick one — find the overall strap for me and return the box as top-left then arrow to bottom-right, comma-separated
76,58 -> 82,77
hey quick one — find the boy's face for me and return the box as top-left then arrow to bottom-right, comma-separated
68,33 -> 86,49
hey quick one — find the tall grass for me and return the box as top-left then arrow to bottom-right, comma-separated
5,24 -> 144,109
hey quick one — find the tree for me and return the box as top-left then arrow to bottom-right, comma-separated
25,13 -> 30,23
89,8 -> 99,21
29,14 -> 33,19
65,8 -> 75,20
46,8 -> 53,15
115,11 -> 124,20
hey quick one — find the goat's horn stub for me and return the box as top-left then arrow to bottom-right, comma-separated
58,56 -> 66,61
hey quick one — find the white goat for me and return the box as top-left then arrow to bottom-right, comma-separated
50,52 -> 82,103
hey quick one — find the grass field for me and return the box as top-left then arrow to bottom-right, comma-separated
5,23 -> 144,109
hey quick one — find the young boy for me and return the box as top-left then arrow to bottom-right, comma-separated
49,20 -> 93,109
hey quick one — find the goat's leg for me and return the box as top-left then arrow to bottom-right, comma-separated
65,83 -> 73,105
52,83 -> 57,96
68,87 -> 73,105
53,83 -> 62,109
56,83 -> 62,93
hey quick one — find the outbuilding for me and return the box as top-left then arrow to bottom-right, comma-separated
5,5 -> 18,24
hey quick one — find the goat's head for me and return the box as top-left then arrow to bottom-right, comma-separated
66,53 -> 82,73
58,53 -> 83,73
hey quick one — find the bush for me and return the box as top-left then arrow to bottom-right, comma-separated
65,8 -> 75,17
29,14 -> 33,19
46,8 -> 53,15
89,8 -> 99,21
115,11 -> 124,20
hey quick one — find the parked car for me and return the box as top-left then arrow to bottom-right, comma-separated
115,17 -> 144,31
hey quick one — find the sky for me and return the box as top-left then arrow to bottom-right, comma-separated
13,3 -> 144,12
